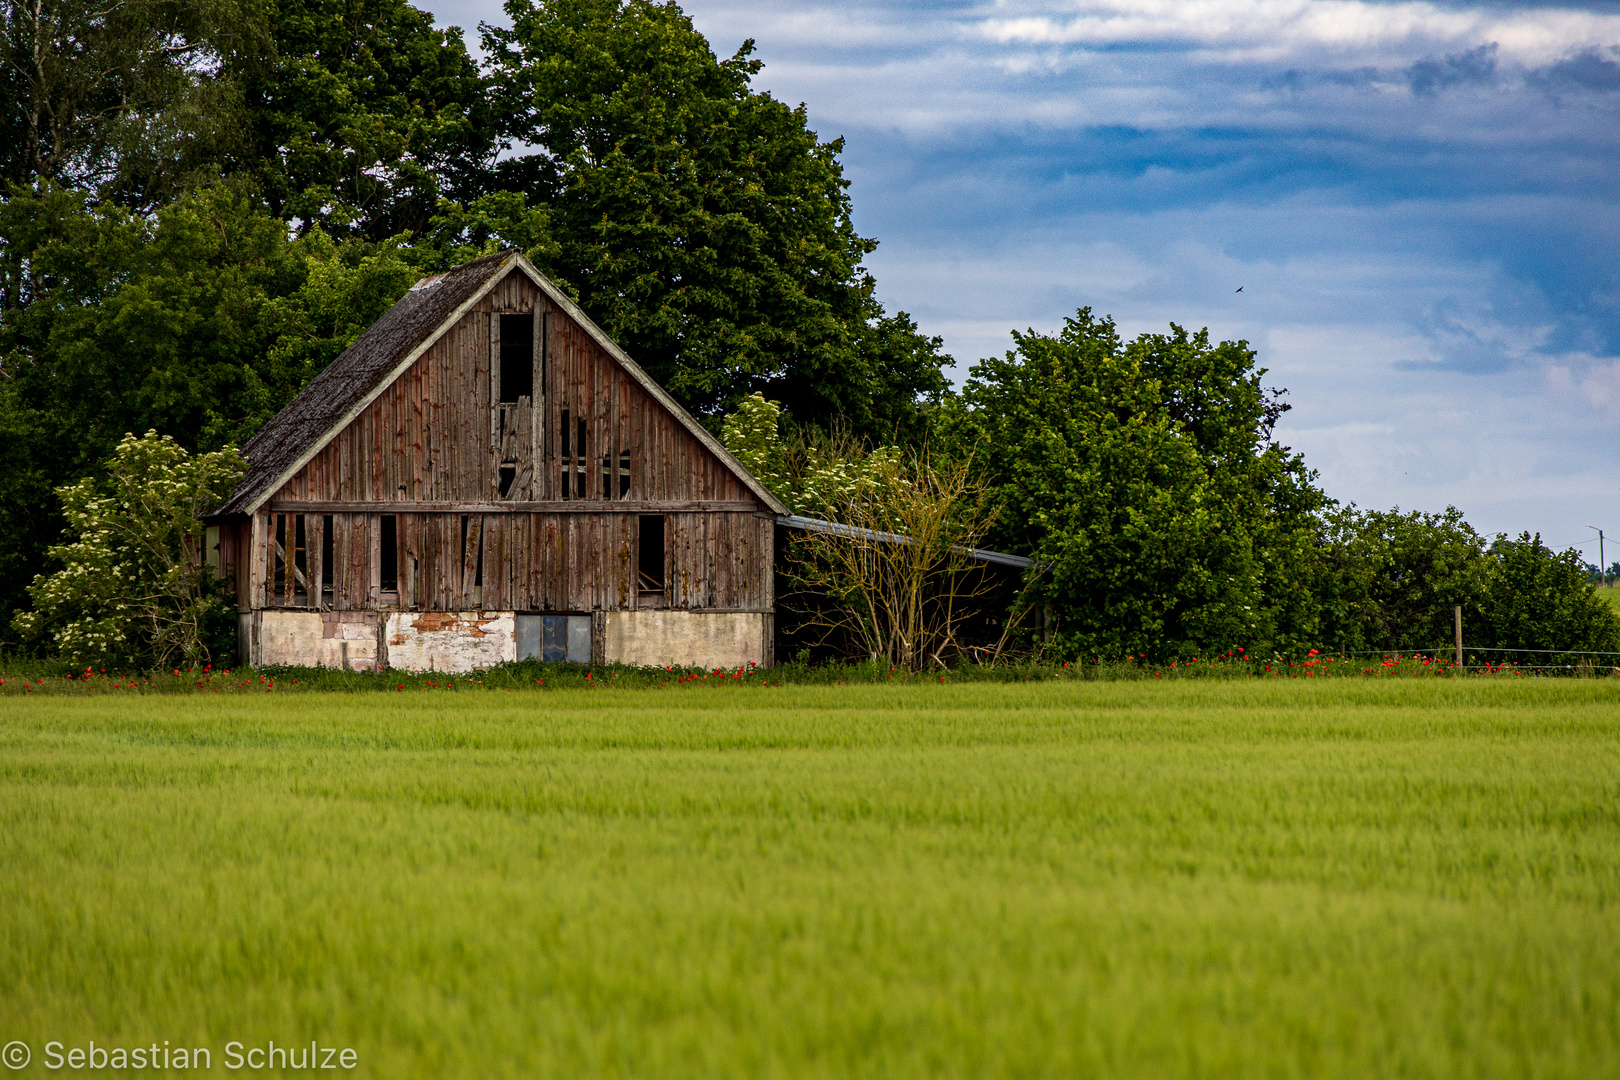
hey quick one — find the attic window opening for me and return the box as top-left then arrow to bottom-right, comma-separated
602,449 -> 630,498
499,313 -> 533,402
560,409 -> 587,498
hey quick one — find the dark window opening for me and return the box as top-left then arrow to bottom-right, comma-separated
499,314 -> 534,402
321,515 -> 333,592
638,515 -> 665,593
560,409 -> 588,498
602,450 -> 632,498
560,408 -> 571,497
381,515 -> 398,592
576,418 -> 587,497
273,514 -> 287,597
459,514 -> 484,588
293,514 -> 308,598
499,463 -> 517,497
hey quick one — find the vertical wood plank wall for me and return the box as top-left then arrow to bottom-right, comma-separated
274,274 -> 747,505
243,268 -> 772,615
243,510 -> 771,613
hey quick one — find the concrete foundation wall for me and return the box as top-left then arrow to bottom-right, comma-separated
384,612 -> 516,673
254,611 -> 381,671
248,608 -> 765,672
603,611 -> 766,670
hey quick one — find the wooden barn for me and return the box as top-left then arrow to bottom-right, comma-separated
205,250 -> 789,672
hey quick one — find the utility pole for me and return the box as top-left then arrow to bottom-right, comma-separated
1454,605 -> 1462,668
1587,525 -> 1606,587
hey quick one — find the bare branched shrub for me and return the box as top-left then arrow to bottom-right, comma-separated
786,450 -> 1003,671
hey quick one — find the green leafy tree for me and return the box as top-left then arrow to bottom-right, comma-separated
224,0 -> 494,240
938,309 -> 1327,660
1480,533 -> 1620,656
16,431 -> 245,667
1313,506 -> 1490,653
1,0 -> 260,203
482,0 -> 948,431
0,182 -> 420,644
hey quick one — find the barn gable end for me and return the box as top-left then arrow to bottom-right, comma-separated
210,252 -> 783,672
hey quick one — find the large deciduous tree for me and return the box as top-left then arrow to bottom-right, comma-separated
482,0 -> 948,432
224,0 -> 494,241
0,182 -> 422,646
1,0 -> 260,204
939,310 -> 1328,660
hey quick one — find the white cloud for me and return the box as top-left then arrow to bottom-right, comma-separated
978,0 -> 1620,65
413,0 -> 1620,539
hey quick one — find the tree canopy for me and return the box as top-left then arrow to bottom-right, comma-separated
935,310 -> 1328,660
483,0 -> 949,429
1,0 -> 1609,666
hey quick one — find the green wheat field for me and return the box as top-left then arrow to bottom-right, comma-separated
2,680 -> 1618,1078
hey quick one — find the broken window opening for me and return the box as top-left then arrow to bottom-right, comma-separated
602,449 -> 632,498
272,514 -> 287,598
560,408 -> 571,497
499,313 -> 534,402
458,514 -> 485,588
293,514 -> 308,598
380,515 -> 398,592
560,408 -> 588,498
321,515 -> 334,594
638,515 -> 665,593
576,417 -> 588,497
499,463 -> 517,498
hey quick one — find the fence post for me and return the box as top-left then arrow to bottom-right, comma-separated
1454,605 -> 1463,668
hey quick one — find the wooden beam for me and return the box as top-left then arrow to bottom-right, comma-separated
267,500 -> 762,514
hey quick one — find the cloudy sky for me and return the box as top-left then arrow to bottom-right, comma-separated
425,0 -> 1620,553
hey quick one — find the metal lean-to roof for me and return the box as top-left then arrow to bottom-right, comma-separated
213,250 -> 789,518
775,514 -> 1033,569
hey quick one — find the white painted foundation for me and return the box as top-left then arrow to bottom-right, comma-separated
384,611 -> 516,673
252,610 -> 380,671
247,609 -> 767,672
603,611 -> 766,670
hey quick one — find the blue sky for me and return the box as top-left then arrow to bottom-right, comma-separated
425,0 -> 1620,553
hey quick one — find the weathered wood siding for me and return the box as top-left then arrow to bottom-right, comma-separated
250,510 -> 772,613
271,273 -> 749,505
243,264 -> 774,615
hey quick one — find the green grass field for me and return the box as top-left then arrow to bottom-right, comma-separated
2,681 -> 1617,1078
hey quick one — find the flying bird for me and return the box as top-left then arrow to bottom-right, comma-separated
1235,286 -> 1243,292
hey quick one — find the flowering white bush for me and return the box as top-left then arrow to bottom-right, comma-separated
16,432 -> 245,667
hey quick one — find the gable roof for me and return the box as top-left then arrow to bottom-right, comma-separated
214,250 -> 788,517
